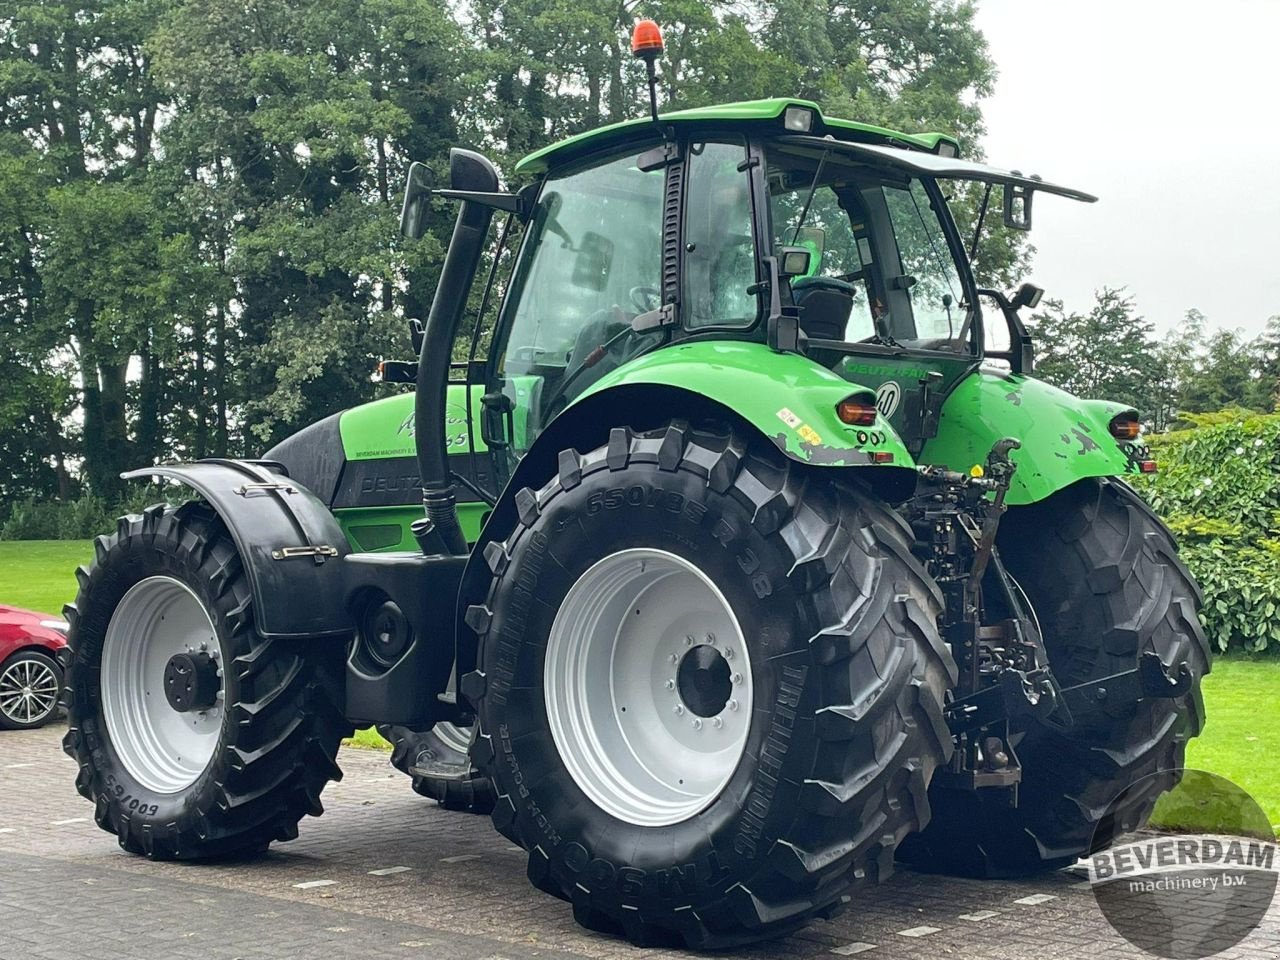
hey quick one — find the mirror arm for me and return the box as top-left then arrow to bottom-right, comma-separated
754,256 -> 800,353
977,287 -> 1035,374
434,189 -> 530,220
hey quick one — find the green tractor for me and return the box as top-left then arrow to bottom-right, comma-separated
61,25 -> 1208,949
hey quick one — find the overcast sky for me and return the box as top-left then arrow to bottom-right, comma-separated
972,0 -> 1279,337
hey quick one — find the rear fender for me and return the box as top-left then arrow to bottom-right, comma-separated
454,342 -> 918,694
919,369 -> 1140,505
581,340 -> 917,472
122,459 -> 353,640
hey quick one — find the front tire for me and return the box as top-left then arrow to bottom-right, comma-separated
897,478 -> 1210,876
467,424 -> 956,947
62,502 -> 352,859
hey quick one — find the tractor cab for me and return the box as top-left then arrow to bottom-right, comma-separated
406,97 -> 1097,502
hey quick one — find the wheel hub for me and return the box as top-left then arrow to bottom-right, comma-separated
101,576 -> 224,794
544,548 -> 753,827
163,651 -> 220,712
675,644 -> 731,717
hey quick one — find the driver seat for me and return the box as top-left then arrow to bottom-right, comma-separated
792,277 -> 855,342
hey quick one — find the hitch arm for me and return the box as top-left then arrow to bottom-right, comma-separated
1057,651 -> 1192,715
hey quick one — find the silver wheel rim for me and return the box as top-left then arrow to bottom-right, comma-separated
432,720 -> 472,755
0,657 -> 59,725
544,548 -> 752,827
101,576 -> 224,794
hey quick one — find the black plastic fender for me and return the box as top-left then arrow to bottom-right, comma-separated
122,459 -> 354,640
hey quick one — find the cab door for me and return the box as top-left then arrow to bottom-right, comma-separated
475,146 -> 668,487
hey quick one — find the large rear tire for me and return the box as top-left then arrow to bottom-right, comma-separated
467,423 -> 956,947
377,721 -> 495,813
62,502 -> 352,859
897,478 -> 1210,877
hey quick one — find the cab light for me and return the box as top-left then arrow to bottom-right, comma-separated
1109,413 -> 1141,441
837,398 -> 877,426
783,106 -> 814,132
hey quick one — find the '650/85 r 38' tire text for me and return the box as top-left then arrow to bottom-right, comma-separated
466,423 -> 956,948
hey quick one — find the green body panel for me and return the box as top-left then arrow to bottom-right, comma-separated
919,368 -> 1138,505
576,340 -> 916,468
339,385 -> 487,461
336,502 -> 488,551
335,385 -> 491,551
514,98 -> 958,175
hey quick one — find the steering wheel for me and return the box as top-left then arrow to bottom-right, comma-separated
791,276 -> 858,297
629,286 -> 662,313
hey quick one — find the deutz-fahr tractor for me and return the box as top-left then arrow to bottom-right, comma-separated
61,23 -> 1208,949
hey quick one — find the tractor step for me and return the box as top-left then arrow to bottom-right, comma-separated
409,760 -> 470,782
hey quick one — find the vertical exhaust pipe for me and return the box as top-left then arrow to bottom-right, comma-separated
414,149 -> 500,555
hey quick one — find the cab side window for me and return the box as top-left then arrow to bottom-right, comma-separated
684,141 -> 756,328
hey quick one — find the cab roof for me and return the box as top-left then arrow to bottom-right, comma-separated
513,97 -> 961,176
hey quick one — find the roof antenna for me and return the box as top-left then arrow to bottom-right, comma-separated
630,19 -> 664,124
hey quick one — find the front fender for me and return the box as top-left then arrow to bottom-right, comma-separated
919,369 -> 1139,505
580,340 -> 916,469
122,459 -> 354,639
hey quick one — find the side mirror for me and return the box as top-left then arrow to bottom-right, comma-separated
777,245 -> 813,278
1011,282 -> 1044,310
399,161 -> 432,239
1003,181 -> 1034,231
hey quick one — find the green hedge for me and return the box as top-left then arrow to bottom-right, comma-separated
0,488 -> 168,541
1133,410 -> 1280,654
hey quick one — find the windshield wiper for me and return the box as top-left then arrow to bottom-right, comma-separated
790,148 -> 830,243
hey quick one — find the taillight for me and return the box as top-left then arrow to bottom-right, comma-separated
837,396 -> 878,426
1109,413 -> 1141,441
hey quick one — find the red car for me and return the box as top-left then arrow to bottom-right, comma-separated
0,605 -> 67,730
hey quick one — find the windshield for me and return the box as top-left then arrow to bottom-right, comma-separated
766,144 -> 974,353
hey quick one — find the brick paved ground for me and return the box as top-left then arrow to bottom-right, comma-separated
1,723 -> 1276,960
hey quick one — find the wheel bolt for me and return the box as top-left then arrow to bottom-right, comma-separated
686,634 -> 695,645
665,679 -> 675,690
732,673 -> 743,685
674,704 -> 684,716
723,647 -> 733,660
728,699 -> 739,711
669,653 -> 678,663
692,718 -> 702,730
713,717 -> 723,729
705,632 -> 715,643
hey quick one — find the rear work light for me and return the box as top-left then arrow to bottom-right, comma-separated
1109,412 -> 1141,441
1139,460 -> 1158,474
837,396 -> 877,426
783,105 -> 814,132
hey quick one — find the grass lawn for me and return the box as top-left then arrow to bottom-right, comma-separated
346,727 -> 390,750
1151,657 -> 1280,832
2,541 -> 1275,821
0,540 -> 93,616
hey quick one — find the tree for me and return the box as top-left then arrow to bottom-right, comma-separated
1159,309 -> 1277,417
1029,288 -> 1169,420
